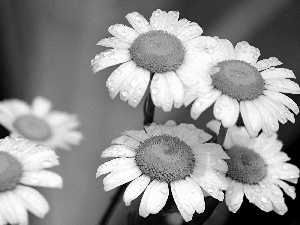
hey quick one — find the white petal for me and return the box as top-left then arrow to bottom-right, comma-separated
163,11 -> 180,33
32,97 -> 52,116
127,69 -> 150,108
235,41 -> 260,65
92,49 -> 131,72
268,163 -> 300,182
240,100 -> 261,137
103,167 -> 142,191
185,177 -> 206,214
166,71 -> 184,108
145,180 -> 169,214
139,180 -> 155,218
266,182 -> 287,215
264,152 -> 290,164
244,184 -> 273,212
190,90 -> 221,120
213,95 -> 239,127
101,145 -> 136,158
15,185 -> 49,218
255,57 -> 282,71
0,192 -> 25,225
273,179 -> 296,199
263,90 -> 299,115
96,158 -> 136,177
226,126 -> 251,149
176,22 -> 203,43
193,143 -> 229,160
265,78 -> 300,94
123,175 -> 150,206
171,181 -> 193,222
151,73 -> 173,112
261,68 -> 295,79
6,192 -> 28,225
21,170 -> 63,188
111,135 -> 140,149
225,181 -> 244,213
125,12 -> 150,33
122,130 -> 149,142
97,37 -> 131,49
169,18 -> 191,36
108,24 -> 139,43
144,123 -> 162,136
106,61 -> 136,99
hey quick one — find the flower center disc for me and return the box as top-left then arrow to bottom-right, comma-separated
130,30 -> 185,73
211,60 -> 264,101
0,152 -> 23,192
13,115 -> 52,142
135,134 -> 195,183
226,146 -> 267,184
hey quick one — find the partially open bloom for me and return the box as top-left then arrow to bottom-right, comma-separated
0,137 -> 63,225
92,9 -> 211,111
0,96 -> 83,151
97,121 -> 229,222
207,120 -> 299,214
186,37 -> 300,137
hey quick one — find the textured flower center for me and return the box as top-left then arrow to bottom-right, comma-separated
135,134 -> 195,183
130,30 -> 185,73
0,151 -> 23,192
211,60 -> 265,101
13,115 -> 52,141
226,146 -> 267,184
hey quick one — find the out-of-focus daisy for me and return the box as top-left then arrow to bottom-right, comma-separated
186,37 -> 300,137
91,9 -> 212,111
0,137 -> 62,225
207,120 -> 299,214
97,121 -> 229,222
0,96 -> 83,151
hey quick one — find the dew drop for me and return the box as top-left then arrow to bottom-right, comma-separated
261,196 -> 268,203
130,80 -> 138,88
207,188 -> 214,193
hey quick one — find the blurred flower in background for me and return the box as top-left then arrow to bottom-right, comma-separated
207,120 -> 299,215
186,39 -> 300,137
97,120 -> 229,222
0,137 -> 62,225
0,96 -> 83,151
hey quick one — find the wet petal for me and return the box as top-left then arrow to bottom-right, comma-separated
268,163 -> 299,182
151,73 -> 173,112
139,180 -> 155,217
149,9 -> 168,30
244,184 -> 273,212
123,175 -> 151,206
92,49 -> 131,72
185,177 -> 205,214
225,181 -> 244,213
163,11 -> 179,33
111,134 -> 140,149
255,57 -> 282,71
125,12 -> 150,33
103,167 -> 142,191
122,129 -> 149,142
213,95 -> 239,127
101,145 -> 136,158
21,170 -> 63,188
171,181 -> 193,222
190,89 -> 222,120
176,22 -> 203,43
261,68 -> 295,79
166,71 -> 184,108
240,100 -> 262,137
108,24 -> 139,43
263,90 -> 299,115
97,37 -> 131,49
235,41 -> 260,65
273,179 -> 296,199
15,185 -> 49,218
96,158 -> 136,177
264,152 -> 290,164
146,180 -> 169,214
265,78 -> 300,94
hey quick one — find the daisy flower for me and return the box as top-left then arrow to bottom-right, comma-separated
185,37 -> 300,137
0,137 -> 63,225
96,121 -> 229,222
0,96 -> 83,151
207,120 -> 299,215
91,9 -> 211,111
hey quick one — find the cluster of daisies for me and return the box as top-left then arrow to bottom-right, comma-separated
93,9 -> 300,223
0,96 -> 83,225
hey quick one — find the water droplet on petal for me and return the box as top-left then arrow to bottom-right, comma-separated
261,196 -> 268,203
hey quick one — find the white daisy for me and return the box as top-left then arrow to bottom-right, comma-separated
207,120 -> 299,215
0,96 -> 83,151
185,37 -> 300,137
96,120 -> 229,222
91,9 -> 212,111
0,137 -> 63,225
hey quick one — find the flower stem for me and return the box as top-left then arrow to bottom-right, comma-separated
99,73 -> 155,225
185,123 -> 227,225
